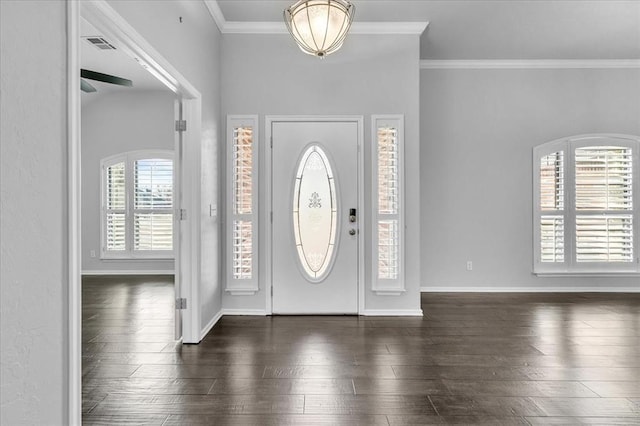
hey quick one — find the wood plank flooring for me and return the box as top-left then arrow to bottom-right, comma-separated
82,276 -> 640,425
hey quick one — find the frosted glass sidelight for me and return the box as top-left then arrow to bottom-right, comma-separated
293,145 -> 337,280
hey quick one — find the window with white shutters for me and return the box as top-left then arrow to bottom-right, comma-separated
226,116 -> 259,295
534,135 -> 639,275
101,151 -> 174,258
372,116 -> 405,294
134,159 -> 173,251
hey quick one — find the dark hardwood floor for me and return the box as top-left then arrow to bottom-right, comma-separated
82,276 -> 640,425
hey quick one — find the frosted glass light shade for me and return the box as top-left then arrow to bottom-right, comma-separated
284,0 -> 355,57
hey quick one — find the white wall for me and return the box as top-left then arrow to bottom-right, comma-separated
82,90 -> 175,273
221,33 -> 422,313
107,0 -> 223,331
421,67 -> 640,290
0,1 -> 68,424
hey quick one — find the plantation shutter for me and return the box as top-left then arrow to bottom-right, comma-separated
226,116 -> 259,295
575,146 -> 633,262
539,151 -> 565,263
231,125 -> 254,280
106,162 -> 126,251
377,126 -> 400,279
133,158 -> 173,251
372,116 -> 405,295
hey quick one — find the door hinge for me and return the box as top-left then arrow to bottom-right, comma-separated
176,298 -> 187,310
175,120 -> 187,132
270,136 -> 273,148
180,209 -> 187,220
270,211 -> 273,223
271,286 -> 273,296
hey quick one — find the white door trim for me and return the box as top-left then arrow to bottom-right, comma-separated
67,2 -> 81,423
264,116 -> 365,315
68,1 -> 203,422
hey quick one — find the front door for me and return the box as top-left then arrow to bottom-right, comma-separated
271,120 -> 359,314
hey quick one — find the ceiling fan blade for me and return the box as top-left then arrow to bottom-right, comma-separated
81,79 -> 97,93
81,69 -> 133,87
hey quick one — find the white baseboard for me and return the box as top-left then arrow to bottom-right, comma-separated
222,309 -> 268,316
421,286 -> 640,293
220,308 -> 426,316
200,309 -> 224,340
82,269 -> 174,276
360,309 -> 424,316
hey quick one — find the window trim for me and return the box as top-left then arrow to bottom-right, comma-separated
533,134 -> 640,276
225,115 -> 259,295
371,115 -> 405,294
100,150 -> 175,260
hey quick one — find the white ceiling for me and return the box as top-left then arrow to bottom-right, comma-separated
217,0 -> 640,60
81,17 -> 168,104
79,0 -> 639,102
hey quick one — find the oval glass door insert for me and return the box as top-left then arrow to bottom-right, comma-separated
293,144 -> 338,281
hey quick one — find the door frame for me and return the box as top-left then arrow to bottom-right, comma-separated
264,116 -> 365,315
68,1 -> 203,423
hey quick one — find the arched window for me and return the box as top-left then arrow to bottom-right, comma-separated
101,150 -> 174,258
533,134 -> 639,275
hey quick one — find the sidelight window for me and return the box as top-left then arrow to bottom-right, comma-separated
372,116 -> 405,294
226,116 -> 259,294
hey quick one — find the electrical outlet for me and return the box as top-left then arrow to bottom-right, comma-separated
90,250 -> 96,258
466,261 -> 473,271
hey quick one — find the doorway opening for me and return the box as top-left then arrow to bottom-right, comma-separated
68,1 -> 203,422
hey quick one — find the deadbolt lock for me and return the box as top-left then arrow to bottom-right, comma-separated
349,229 -> 357,236
349,208 -> 357,223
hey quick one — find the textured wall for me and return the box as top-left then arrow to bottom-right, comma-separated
81,90 -> 175,273
0,1 -> 68,424
421,68 -> 640,289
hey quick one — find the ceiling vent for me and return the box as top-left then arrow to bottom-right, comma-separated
84,37 -> 116,50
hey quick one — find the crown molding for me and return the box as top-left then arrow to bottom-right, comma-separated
223,21 -> 286,34
204,0 -> 226,32
420,59 -> 640,69
204,0 -> 427,35
352,21 -> 428,35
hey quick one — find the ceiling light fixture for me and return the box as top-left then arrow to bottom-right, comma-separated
284,0 -> 355,58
